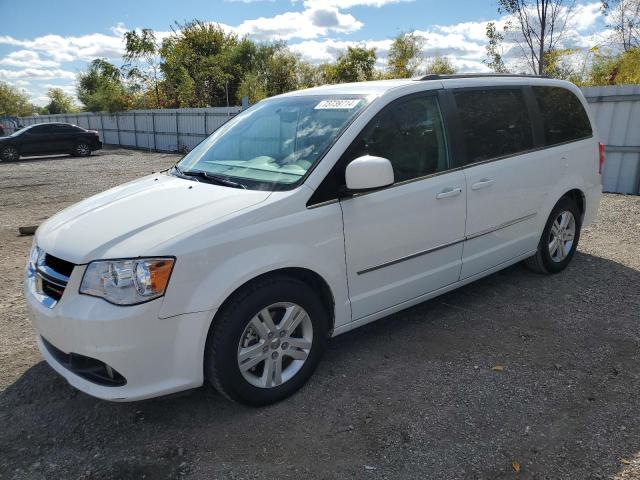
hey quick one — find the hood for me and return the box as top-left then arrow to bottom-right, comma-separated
36,173 -> 271,264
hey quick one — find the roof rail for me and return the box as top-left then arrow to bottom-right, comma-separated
417,73 -> 550,81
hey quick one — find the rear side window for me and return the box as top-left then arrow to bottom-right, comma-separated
532,86 -> 592,145
342,95 -> 449,182
52,125 -> 83,133
454,88 -> 533,164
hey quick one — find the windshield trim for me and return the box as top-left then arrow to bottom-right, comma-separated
172,94 -> 375,192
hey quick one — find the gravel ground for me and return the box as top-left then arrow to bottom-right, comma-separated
1,148 -> 639,480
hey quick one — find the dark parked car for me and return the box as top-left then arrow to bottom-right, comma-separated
0,123 -> 102,162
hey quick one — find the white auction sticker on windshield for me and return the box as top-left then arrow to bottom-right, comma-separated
314,99 -> 361,110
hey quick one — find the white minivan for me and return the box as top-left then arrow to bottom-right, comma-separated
25,75 -> 603,405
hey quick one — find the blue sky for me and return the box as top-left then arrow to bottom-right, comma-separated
0,0 -> 605,106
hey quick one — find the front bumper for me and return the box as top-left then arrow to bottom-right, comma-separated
25,264 -> 215,401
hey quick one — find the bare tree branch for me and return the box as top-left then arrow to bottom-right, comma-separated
499,0 -> 577,74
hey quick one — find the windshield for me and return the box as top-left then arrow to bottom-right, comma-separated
10,125 -> 33,136
175,95 -> 371,190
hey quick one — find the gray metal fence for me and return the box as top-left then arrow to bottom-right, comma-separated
13,106 -> 243,153
583,85 -> 640,195
9,85 -> 640,194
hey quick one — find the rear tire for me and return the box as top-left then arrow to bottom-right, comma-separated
0,146 -> 19,162
204,275 -> 329,406
525,197 -> 581,274
72,143 -> 91,157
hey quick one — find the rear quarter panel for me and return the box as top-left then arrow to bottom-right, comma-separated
537,81 -> 602,228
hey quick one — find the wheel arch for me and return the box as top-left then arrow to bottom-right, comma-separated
1,142 -> 20,151
210,267 -> 336,335
560,188 -> 586,222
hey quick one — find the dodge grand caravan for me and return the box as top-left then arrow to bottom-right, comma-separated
25,75 -> 602,405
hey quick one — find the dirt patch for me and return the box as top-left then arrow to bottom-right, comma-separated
1,149 -> 639,479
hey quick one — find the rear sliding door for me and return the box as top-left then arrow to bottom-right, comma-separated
451,86 -> 553,279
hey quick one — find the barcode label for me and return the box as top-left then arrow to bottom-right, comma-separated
314,99 -> 361,110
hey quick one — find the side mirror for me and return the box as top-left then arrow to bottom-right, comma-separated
345,155 -> 394,192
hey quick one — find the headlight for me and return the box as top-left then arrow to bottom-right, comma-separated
28,242 -> 41,270
80,258 -> 175,305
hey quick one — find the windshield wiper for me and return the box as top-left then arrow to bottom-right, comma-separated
172,166 -> 246,189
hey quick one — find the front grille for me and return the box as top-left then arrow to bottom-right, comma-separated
43,254 -> 74,277
36,253 -> 75,304
40,276 -> 65,301
41,337 -> 127,387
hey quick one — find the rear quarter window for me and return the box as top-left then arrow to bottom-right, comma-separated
532,86 -> 592,146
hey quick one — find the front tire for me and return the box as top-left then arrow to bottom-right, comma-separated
525,197 -> 581,274
0,146 -> 19,162
72,142 -> 91,157
205,275 -> 329,406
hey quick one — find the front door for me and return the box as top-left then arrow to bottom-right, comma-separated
20,124 -> 58,155
339,93 -> 467,320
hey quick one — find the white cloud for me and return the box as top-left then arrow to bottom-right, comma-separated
234,6 -> 362,40
302,0 -> 412,7
0,68 -> 76,80
0,50 -> 60,68
42,83 -> 76,93
0,32 -> 125,63
290,38 -> 392,62
32,95 -> 50,106
569,2 -> 602,31
434,20 -> 504,43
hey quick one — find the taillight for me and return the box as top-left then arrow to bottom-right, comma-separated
598,143 -> 605,174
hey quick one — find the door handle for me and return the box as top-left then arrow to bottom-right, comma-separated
471,178 -> 494,190
436,187 -> 462,199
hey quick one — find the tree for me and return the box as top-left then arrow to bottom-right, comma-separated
586,48 -> 640,84
602,0 -> 640,51
498,0 -> 576,75
159,21 -> 241,107
484,22 -> 509,73
44,88 -> 76,114
296,60 -> 323,89
237,72 -> 267,104
265,49 -> 301,97
387,32 -> 424,78
324,46 -> 377,83
0,81 -> 38,116
424,55 -> 457,74
77,59 -> 130,112
123,28 -> 162,107
541,48 -> 578,78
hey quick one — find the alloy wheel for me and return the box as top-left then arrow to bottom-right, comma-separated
237,302 -> 313,389
76,144 -> 90,156
1,147 -> 18,162
548,210 -> 576,262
